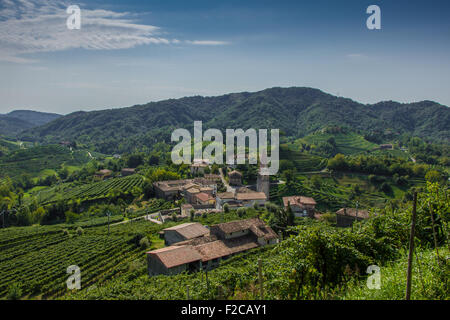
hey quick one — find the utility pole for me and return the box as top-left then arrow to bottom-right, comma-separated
406,192 -> 418,300
106,211 -> 111,236
258,259 -> 263,300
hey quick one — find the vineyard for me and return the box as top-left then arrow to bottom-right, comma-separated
0,144 -> 91,179
280,145 -> 327,172
0,210 -> 261,300
296,132 -> 378,155
29,174 -> 145,205
0,219 -> 166,299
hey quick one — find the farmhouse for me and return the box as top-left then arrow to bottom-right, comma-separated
336,208 -> 370,227
282,196 -> 317,218
94,169 -> 112,180
235,192 -> 267,208
379,144 -> 393,150
163,222 -> 210,245
147,218 -> 279,275
190,160 -> 209,175
153,179 -> 193,200
216,191 -> 267,209
121,168 -> 136,176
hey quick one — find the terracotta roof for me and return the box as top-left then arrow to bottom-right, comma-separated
235,192 -> 267,201
193,235 -> 260,262
186,187 -> 200,194
217,192 -> 235,199
336,208 -> 370,219
164,222 -> 210,239
283,196 -> 317,207
196,192 -> 213,203
146,245 -> 203,268
211,218 -> 276,239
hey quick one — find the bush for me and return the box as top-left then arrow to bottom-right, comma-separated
236,208 -> 246,217
223,203 -> 230,213
139,237 -> 150,249
76,227 -> 84,236
7,283 -> 22,300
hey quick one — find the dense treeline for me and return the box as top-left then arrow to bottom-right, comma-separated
327,153 -> 448,182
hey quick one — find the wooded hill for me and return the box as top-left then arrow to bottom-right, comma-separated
17,87 -> 450,153
0,110 -> 61,136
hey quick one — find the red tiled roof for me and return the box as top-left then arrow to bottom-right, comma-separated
235,192 -> 267,201
147,245 -> 203,268
283,196 -> 317,207
196,192 -> 213,203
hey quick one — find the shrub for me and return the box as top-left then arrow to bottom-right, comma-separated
76,227 -> 84,236
7,283 -> 22,300
139,237 -> 150,249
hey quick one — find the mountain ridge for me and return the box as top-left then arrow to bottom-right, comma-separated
16,87 -> 450,153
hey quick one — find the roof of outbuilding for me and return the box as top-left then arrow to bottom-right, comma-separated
235,192 -> 267,201
163,222 -> 210,239
336,208 -> 370,219
147,245 -> 203,268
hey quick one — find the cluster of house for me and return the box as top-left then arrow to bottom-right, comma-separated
281,195 -> 370,227
153,174 -> 221,206
94,167 -> 136,180
146,218 -> 279,276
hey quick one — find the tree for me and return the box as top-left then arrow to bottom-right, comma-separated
425,170 -> 442,183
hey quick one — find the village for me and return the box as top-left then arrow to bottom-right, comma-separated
145,159 -> 370,276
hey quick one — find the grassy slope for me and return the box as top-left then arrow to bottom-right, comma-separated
341,247 -> 448,300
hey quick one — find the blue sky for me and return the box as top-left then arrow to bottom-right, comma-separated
0,0 -> 449,114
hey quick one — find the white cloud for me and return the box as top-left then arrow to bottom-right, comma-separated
0,0 -> 229,63
185,40 -> 230,46
346,53 -> 368,59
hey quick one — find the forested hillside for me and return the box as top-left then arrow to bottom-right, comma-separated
18,87 -> 450,154
0,110 -> 61,136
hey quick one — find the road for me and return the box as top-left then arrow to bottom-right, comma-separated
219,168 -> 236,193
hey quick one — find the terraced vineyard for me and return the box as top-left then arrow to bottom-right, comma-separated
297,132 -> 378,155
280,144 -> 327,172
0,219 -> 164,299
30,174 -> 144,205
0,144 -> 91,179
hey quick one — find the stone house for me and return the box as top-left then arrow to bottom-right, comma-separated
336,208 -> 370,227
147,218 -> 279,276
282,196 -> 317,218
228,170 -> 243,186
